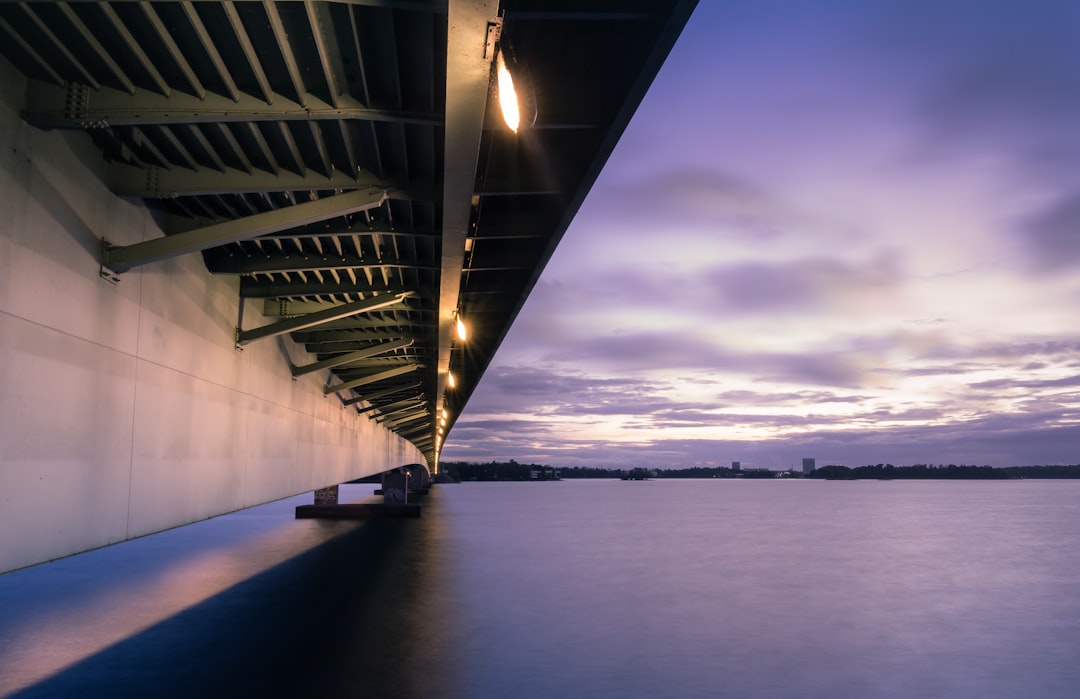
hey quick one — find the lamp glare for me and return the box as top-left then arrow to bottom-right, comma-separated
497,51 -> 520,133
448,372 -> 457,388
456,317 -> 468,342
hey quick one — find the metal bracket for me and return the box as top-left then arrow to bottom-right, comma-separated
98,239 -> 120,284
485,17 -> 503,60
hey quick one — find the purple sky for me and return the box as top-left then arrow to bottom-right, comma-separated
443,1 -> 1080,469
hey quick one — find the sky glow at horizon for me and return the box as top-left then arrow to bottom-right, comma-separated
442,0 -> 1080,469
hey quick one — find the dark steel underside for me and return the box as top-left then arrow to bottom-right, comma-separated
1,0 -> 696,467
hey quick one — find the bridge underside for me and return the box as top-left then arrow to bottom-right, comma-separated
0,0 -> 694,573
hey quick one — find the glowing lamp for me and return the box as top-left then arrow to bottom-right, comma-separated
456,317 -> 468,342
496,50 -> 520,133
447,371 -> 457,388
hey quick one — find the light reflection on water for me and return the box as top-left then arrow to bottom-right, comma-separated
1,479 -> 1078,698
0,485 -> 458,699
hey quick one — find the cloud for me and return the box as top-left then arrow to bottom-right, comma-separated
583,167 -> 804,240
919,339 -> 1080,362
700,254 -> 904,314
534,330 -> 873,388
1017,193 -> 1080,270
967,374 -> 1080,392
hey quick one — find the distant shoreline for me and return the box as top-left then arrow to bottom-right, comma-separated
439,462 -> 1080,482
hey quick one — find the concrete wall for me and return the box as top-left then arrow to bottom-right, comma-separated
0,60 -> 423,574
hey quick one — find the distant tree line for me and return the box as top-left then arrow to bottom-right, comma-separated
810,464 -> 1080,479
440,461 -> 1080,481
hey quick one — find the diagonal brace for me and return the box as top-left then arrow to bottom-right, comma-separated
102,189 -> 388,273
324,364 -> 419,396
373,401 -> 427,420
380,410 -> 430,428
238,292 -> 411,346
359,394 -> 425,415
291,338 -> 414,377
344,381 -> 421,407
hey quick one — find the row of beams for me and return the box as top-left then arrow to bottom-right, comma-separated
358,395 -> 423,415
206,251 -> 436,275
244,278 -> 416,299
343,381 -> 421,407
25,81 -> 443,128
111,164 -> 394,197
261,298 -> 407,316
238,292 -> 413,345
290,337 -> 413,377
324,364 -> 419,396
103,189 -> 388,272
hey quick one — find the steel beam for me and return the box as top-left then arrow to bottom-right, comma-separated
238,292 -> 412,346
245,279 -> 409,299
291,338 -> 413,377
111,162 -> 390,197
102,189 -> 388,272
330,359 -> 417,374
358,395 -> 424,415
256,222 -> 437,239
206,250 -> 434,275
261,299 -> 398,317
372,401 -> 426,420
24,81 -> 443,128
378,410 -> 430,427
323,364 -> 419,396
292,329 -> 406,344
343,381 -> 421,407
438,0 -> 499,425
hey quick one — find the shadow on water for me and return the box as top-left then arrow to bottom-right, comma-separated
10,492 -> 460,699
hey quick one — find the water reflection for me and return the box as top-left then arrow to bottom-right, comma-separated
0,488 -> 458,699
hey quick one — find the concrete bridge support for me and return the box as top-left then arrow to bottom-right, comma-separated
0,59 -> 423,574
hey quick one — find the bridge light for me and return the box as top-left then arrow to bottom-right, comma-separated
441,408 -> 448,419
447,371 -> 457,388
496,50 -> 520,133
456,316 -> 468,342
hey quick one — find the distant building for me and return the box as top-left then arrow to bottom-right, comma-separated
732,461 -> 741,472
802,458 -> 816,474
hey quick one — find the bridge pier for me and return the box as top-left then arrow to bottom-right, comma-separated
295,467 -> 429,519
313,486 -> 340,506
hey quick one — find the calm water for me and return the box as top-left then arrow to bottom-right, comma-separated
1,480 -> 1078,698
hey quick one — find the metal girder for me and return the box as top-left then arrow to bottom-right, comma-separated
438,0 -> 499,430
323,364 -> 419,396
245,278 -> 418,299
378,409 -> 429,427
257,222 -> 437,239
102,189 -> 388,272
48,0 -> 447,7
23,81 -> 443,128
292,329 -> 406,344
310,317 -> 434,332
205,249 -> 435,275
373,400 -> 426,420
358,395 -> 424,415
238,292 -> 412,345
261,299 -> 400,317
332,359 -> 417,374
111,163 -> 390,197
343,381 -> 421,407
312,341 -> 426,355
291,338 -> 413,377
